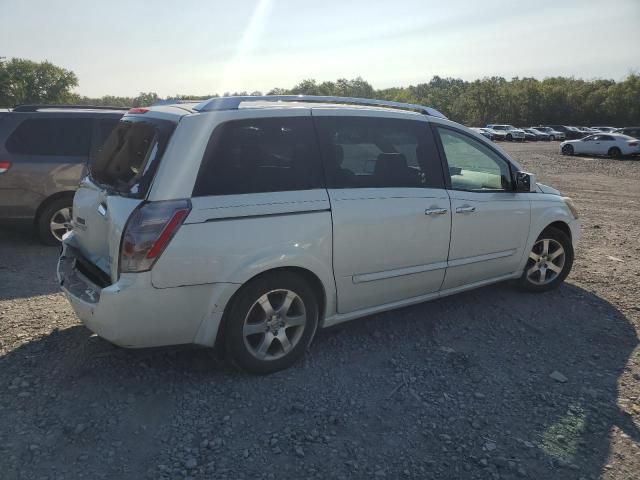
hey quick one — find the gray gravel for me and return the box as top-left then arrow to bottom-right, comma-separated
1,142 -> 639,479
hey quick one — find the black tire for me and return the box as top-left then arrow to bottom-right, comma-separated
561,144 -> 574,156
517,226 -> 574,293
223,271 -> 319,374
549,135 -> 555,141
608,147 -> 622,159
36,196 -> 73,246
506,133 -> 513,141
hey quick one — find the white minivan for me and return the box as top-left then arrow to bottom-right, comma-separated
58,96 -> 580,373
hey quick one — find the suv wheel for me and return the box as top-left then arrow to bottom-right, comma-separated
223,272 -> 319,374
37,197 -> 73,245
549,135 -> 555,141
506,133 -> 513,141
518,227 -> 573,292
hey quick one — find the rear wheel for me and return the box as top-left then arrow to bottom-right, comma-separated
223,272 -> 319,374
561,144 -> 574,156
549,135 -> 555,141
518,227 -> 573,292
608,147 -> 622,159
37,196 -> 73,245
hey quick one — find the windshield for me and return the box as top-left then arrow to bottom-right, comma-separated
90,116 -> 176,198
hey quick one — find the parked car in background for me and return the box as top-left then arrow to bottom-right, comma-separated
613,127 -> 640,139
526,128 -> 551,141
482,127 -> 507,141
57,95 -> 579,373
471,127 -> 493,140
486,124 -> 525,141
560,133 -> 640,158
591,126 -> 617,133
0,105 -> 126,244
532,127 -> 565,141
522,129 -> 538,141
578,127 -> 598,135
542,125 -> 583,140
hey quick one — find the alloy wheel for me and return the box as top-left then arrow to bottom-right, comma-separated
49,207 -> 73,242
526,238 -> 566,285
242,289 -> 307,361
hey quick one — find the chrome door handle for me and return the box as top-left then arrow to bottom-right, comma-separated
456,205 -> 476,214
425,208 -> 448,215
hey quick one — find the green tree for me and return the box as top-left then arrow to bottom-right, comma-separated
0,58 -> 78,106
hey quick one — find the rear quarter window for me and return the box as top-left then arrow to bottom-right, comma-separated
193,117 -> 324,196
6,117 -> 92,157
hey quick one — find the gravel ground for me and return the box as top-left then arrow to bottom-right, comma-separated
0,142 -> 639,480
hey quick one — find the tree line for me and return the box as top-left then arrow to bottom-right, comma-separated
1,57 -> 638,126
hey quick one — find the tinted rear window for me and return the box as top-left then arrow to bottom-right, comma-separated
6,118 -> 92,157
90,117 -> 175,198
193,117 -> 323,196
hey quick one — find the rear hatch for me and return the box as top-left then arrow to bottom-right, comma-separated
71,113 -> 178,282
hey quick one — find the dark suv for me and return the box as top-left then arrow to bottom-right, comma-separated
0,105 -> 126,244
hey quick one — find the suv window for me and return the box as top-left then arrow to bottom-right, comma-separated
314,116 -> 440,189
437,127 -> 512,192
6,118 -> 92,157
194,117 -> 323,196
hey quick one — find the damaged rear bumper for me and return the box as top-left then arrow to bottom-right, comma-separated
57,240 -> 224,348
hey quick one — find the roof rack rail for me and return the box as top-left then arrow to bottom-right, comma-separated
12,104 -> 129,112
192,95 -> 447,119
152,98 -> 206,106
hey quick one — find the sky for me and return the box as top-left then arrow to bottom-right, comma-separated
1,0 -> 639,98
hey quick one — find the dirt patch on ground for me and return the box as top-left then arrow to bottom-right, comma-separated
0,142 -> 638,479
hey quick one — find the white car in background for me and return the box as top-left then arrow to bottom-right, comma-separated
486,124 -> 525,141
560,133 -> 640,158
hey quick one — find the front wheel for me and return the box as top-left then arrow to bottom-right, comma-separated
608,147 -> 622,159
223,272 -> 319,374
506,133 -> 513,141
561,144 -> 574,156
517,227 -> 574,292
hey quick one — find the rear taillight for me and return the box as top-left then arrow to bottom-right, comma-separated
0,161 -> 11,174
628,142 -> 638,147
119,199 -> 191,273
127,107 -> 149,114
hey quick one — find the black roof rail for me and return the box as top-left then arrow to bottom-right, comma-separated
12,104 -> 130,112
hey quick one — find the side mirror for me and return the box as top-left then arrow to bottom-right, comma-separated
515,171 -> 536,192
